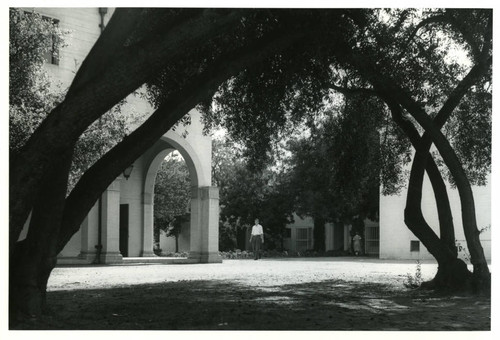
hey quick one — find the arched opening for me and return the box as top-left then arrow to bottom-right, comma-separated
68,114 -> 221,265
134,132 -> 221,263
153,151 -> 191,256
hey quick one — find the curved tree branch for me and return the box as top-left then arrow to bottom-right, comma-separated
56,26 -> 307,252
382,97 -> 457,261
330,83 -> 458,262
67,8 -> 144,97
10,9 -> 246,246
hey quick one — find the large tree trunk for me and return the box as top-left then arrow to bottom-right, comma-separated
357,56 -> 491,290
391,94 -> 488,289
395,92 -> 490,289
10,149 -> 73,324
385,98 -> 459,257
336,89 -> 459,270
407,153 -> 475,290
405,150 -> 474,290
339,17 -> 491,286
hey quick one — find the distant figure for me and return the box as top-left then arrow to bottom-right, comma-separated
250,218 -> 264,260
353,232 -> 362,256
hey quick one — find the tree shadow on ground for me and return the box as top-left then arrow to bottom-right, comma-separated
12,279 -> 490,330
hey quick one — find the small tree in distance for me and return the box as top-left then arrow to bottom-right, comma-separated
153,152 -> 191,253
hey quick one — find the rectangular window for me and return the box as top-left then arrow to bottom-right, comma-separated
285,228 -> 291,238
410,240 -> 420,252
365,225 -> 380,255
297,228 -> 308,240
22,11 -> 60,66
296,227 -> 312,252
42,16 -> 60,65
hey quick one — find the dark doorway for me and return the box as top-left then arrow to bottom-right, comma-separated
119,204 -> 129,257
333,221 -> 344,250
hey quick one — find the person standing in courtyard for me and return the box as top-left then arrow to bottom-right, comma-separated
250,218 -> 264,260
353,232 -> 362,256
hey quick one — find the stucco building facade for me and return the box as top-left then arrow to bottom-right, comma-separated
284,174 -> 491,262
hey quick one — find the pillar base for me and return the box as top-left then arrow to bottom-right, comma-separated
77,251 -> 97,262
140,251 -> 157,257
100,251 -> 123,264
188,251 -> 222,263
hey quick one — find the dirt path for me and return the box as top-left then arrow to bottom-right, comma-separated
13,258 -> 490,331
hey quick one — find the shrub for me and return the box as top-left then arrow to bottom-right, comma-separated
403,260 -> 423,289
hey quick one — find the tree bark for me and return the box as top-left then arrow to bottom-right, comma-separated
383,18 -> 491,288
397,92 -> 490,287
333,87 -> 458,260
336,39 -> 491,289
10,148 -> 73,323
384,98 -> 457,257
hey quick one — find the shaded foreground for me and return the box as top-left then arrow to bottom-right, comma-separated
11,260 -> 490,330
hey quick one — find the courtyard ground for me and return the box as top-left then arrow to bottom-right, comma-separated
11,257 -> 491,331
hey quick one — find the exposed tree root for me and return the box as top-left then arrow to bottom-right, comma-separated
420,258 -> 489,294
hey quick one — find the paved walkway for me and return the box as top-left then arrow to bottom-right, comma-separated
48,257 -> 441,291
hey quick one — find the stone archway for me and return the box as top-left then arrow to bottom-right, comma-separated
61,111 -> 220,264
138,131 -> 221,263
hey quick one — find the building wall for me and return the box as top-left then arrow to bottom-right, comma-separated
284,214 -> 314,252
285,214 -> 378,255
285,214 -> 346,253
22,8 -> 111,87
380,172 -> 491,261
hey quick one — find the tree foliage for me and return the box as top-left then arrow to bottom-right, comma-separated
9,8 -> 130,192
199,9 -> 491,188
212,138 -> 294,250
286,94 -> 384,223
153,152 -> 191,239
9,9 -> 66,153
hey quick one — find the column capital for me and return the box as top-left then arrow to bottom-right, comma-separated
191,186 -> 219,199
200,186 -> 219,200
191,185 -> 200,199
143,192 -> 153,205
106,179 -> 122,192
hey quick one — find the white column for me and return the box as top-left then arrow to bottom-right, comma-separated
141,192 -> 156,257
188,186 -> 222,263
78,202 -> 99,262
188,186 -> 202,260
325,223 -> 333,252
100,180 -> 123,263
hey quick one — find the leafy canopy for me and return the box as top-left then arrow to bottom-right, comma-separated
199,8 -> 491,190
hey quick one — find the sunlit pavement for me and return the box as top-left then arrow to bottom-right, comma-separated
48,257 -> 445,291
